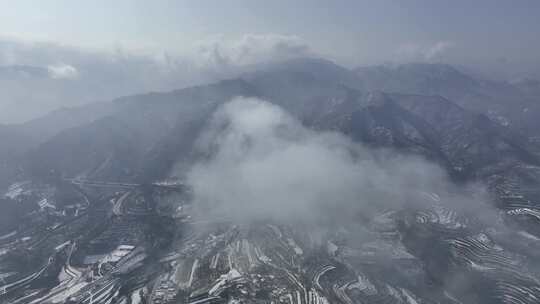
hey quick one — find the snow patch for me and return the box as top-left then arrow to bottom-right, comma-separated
287,238 -> 303,255
0,231 -> 17,240
4,182 -> 30,199
518,231 -> 540,241
84,244 -> 134,264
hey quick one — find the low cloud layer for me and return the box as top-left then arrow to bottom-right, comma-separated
196,34 -> 311,68
0,34 -> 313,123
186,97 -> 489,223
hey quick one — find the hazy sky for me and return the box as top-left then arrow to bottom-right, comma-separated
2,0 -> 539,71
1,0 -> 540,123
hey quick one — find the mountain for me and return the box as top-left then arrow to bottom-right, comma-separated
2,58 -> 540,304
314,91 -> 537,178
20,79 -> 258,183
355,63 -> 540,136
0,124 -> 30,188
6,59 -> 535,186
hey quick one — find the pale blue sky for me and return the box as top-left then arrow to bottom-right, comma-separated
1,0 -> 540,72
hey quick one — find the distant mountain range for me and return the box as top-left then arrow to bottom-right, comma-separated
355,63 -> 540,134
1,58 -> 538,186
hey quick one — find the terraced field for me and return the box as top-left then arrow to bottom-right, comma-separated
2,175 -> 540,304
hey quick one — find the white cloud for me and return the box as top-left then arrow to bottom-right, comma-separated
424,41 -> 454,61
195,34 -> 312,68
47,63 -> 79,79
396,41 -> 455,62
186,97 -> 489,223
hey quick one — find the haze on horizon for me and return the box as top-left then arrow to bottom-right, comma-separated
1,0 -> 540,123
